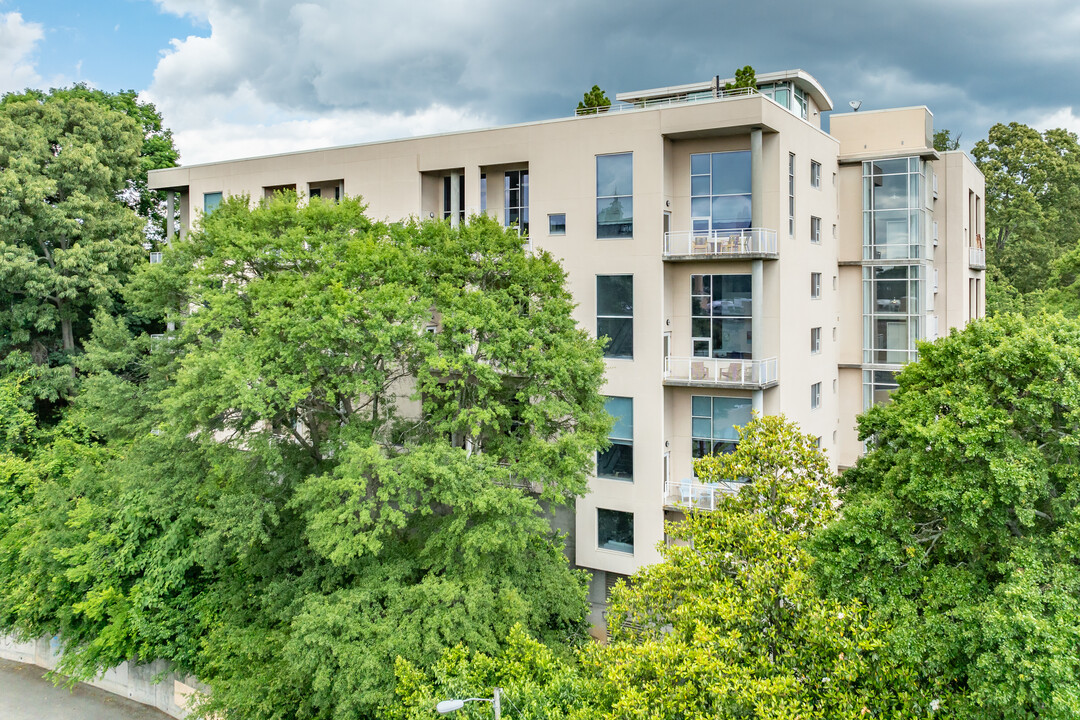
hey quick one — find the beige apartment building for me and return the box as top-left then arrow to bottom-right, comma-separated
148,69 -> 986,624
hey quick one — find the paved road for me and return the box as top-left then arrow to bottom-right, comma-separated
0,659 -> 172,720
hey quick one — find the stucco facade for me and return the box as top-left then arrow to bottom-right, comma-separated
149,69 -> 985,627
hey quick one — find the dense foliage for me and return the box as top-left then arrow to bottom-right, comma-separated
0,86 -> 177,414
813,313 -> 1080,718
974,122 -> 1080,312
576,85 -> 610,114
391,417 -> 929,720
0,195 -> 610,719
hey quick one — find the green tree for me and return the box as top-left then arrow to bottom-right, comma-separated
973,122 -> 1080,295
576,85 -> 610,115
813,313 -> 1080,719
0,87 -> 178,410
0,194 -> 610,719
724,65 -> 757,91
934,128 -> 962,151
596,416 -> 928,719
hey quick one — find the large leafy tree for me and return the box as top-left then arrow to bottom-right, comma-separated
0,87 -> 178,409
813,313 -> 1080,719
0,194 -> 609,719
595,416 -> 926,719
973,122 -> 1080,297
389,417 -> 928,720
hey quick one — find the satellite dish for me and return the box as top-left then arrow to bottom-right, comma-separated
849,100 -> 862,112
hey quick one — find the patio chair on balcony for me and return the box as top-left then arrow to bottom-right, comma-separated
692,235 -> 709,254
691,361 -> 709,381
679,479 -> 694,507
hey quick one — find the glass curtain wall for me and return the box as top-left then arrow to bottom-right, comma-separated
862,156 -> 928,399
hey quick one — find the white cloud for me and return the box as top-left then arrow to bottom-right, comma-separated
142,84 -> 491,165
145,0 -> 515,164
0,12 -> 43,93
1032,107 -> 1080,137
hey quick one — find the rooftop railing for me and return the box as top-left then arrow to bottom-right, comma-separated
663,356 -> 778,389
663,228 -> 778,260
575,86 -> 758,116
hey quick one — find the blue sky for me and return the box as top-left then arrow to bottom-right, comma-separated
3,0 -> 200,90
3,0 -> 1079,165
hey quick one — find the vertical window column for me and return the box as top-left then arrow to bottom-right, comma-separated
597,397 -> 633,481
504,170 -> 528,235
597,275 -> 633,358
597,153 -> 633,238
788,153 -> 795,236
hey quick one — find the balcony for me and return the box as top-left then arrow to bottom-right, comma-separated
969,246 -> 986,269
663,228 -> 778,261
663,356 -> 778,389
663,477 -> 745,512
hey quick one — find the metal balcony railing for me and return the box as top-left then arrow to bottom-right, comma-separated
663,477 -> 745,511
663,356 -> 778,389
969,246 -> 986,269
663,228 -> 778,260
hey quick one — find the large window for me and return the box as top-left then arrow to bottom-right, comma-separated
504,170 -> 529,235
690,151 -> 751,233
811,382 -> 822,410
597,153 -> 633,238
691,395 -> 752,458
810,272 -> 821,299
863,369 -> 899,408
597,275 -> 633,358
204,192 -> 222,215
598,397 -> 633,481
443,174 -> 465,223
691,274 -> 751,359
811,327 -> 822,354
863,265 -> 922,364
811,160 -> 821,188
863,157 -> 925,261
597,508 -> 634,554
811,216 -> 821,244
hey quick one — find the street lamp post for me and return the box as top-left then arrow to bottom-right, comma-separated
435,687 -> 501,720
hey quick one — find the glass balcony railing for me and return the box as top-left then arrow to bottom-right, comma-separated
969,246 -> 986,269
663,477 -> 745,511
663,228 -> 778,260
663,356 -> 778,388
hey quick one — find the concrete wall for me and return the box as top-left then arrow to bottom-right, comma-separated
0,635 -> 204,719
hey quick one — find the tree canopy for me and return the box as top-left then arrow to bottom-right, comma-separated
973,122 -> 1080,301
576,85 -> 610,114
0,195 -> 610,719
813,313 -> 1080,718
0,86 -> 178,413
724,65 -> 757,91
389,416 -> 929,720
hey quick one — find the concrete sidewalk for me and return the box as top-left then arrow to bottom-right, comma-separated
0,659 -> 171,720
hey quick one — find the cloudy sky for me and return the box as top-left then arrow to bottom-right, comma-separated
2,0 -> 1078,164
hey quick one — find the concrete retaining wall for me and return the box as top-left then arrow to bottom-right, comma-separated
0,635 -> 204,718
